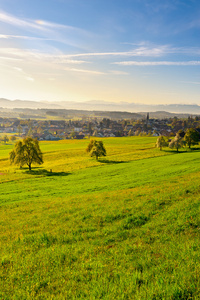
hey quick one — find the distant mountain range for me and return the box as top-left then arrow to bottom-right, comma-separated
0,98 -> 200,115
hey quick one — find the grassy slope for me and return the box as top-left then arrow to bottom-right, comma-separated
0,137 -> 199,299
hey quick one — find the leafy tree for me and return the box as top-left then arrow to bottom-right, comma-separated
3,135 -> 9,144
177,129 -> 185,138
27,127 -> 33,137
139,131 -> 146,137
184,128 -> 199,149
128,129 -> 133,136
9,135 -> 16,142
70,131 -> 76,139
86,139 -> 106,160
147,131 -> 152,137
17,125 -> 22,136
152,130 -> 159,136
9,140 -> 24,168
92,130 -> 98,137
171,117 -> 178,128
156,136 -> 168,150
134,130 -> 141,136
37,126 -> 44,135
169,134 -> 184,152
9,137 -> 43,171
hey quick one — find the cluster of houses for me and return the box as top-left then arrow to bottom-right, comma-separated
0,115 -> 200,140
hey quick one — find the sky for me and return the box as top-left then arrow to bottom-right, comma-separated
0,0 -> 199,105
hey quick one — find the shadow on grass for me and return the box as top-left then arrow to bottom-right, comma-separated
163,148 -> 200,154
163,149 -> 187,153
25,168 -> 70,177
191,147 -> 200,151
98,159 -> 128,164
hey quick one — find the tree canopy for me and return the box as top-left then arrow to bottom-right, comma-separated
2,135 -> 9,144
169,134 -> 184,152
156,136 -> 168,150
184,128 -> 199,149
86,139 -> 106,160
9,135 -> 16,142
9,137 -> 43,170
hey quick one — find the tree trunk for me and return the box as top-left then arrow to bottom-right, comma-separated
28,164 -> 31,171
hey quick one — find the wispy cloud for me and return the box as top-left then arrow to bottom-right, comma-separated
0,48 -> 40,60
13,67 -> 23,72
34,19 -> 86,33
12,65 -> 35,82
53,45 -> 200,59
181,81 -> 200,85
0,11 -> 42,30
0,55 -> 22,61
65,46 -> 171,58
113,61 -> 200,66
0,45 -> 173,62
109,70 -> 129,75
65,68 -> 129,76
0,48 -> 88,65
54,58 -> 88,64
0,10 -> 88,34
0,10 -> 92,49
0,34 -> 55,41
26,77 -> 34,82
0,45 -> 181,64
66,68 -> 105,75
188,18 -> 200,30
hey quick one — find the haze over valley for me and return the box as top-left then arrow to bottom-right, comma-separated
0,98 -> 200,116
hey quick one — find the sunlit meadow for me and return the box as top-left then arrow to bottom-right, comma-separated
0,137 -> 199,299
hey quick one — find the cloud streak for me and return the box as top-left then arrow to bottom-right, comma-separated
64,46 -> 171,58
65,68 -> 130,76
109,70 -> 129,75
47,45 -> 200,59
0,10 -> 92,50
0,10 -> 88,34
0,45 -> 175,61
181,81 -> 200,85
66,68 -> 105,75
113,61 -> 200,66
0,11 -> 42,30
0,34 -> 55,41
0,48 -> 88,65
26,77 -> 34,82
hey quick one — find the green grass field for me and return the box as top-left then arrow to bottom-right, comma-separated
0,137 -> 199,299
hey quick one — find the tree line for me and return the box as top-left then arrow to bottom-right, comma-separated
156,128 -> 199,152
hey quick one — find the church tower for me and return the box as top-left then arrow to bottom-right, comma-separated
146,112 -> 149,125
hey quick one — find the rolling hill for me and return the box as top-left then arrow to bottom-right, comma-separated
0,137 -> 199,299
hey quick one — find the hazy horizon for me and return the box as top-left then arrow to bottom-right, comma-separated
0,0 -> 200,105
1,97 -> 200,115
1,97 -> 200,107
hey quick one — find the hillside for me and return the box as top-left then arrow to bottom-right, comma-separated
0,137 -> 199,299
0,106 -> 193,120
1,98 -> 200,115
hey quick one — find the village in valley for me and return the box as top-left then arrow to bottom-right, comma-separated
0,110 -> 200,141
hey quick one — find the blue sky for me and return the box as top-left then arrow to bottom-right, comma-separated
0,0 -> 199,104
